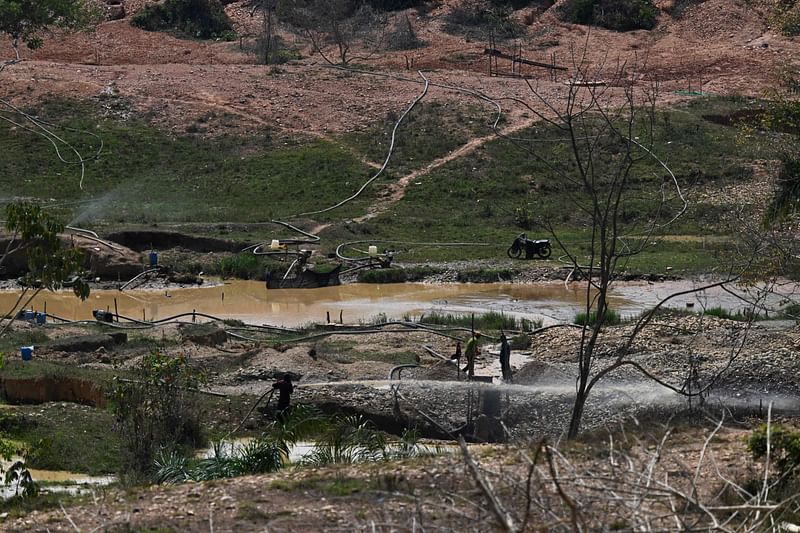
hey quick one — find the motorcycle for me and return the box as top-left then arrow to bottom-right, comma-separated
507,233 -> 552,260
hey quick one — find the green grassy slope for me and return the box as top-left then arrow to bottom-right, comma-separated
0,96 -> 772,273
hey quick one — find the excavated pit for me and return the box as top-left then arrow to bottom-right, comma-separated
1,376 -> 107,408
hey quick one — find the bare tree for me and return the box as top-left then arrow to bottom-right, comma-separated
246,0 -> 279,65
508,49 -> 760,438
279,0 -> 387,65
441,412 -> 799,532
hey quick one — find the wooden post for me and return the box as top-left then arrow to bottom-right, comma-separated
114,298 -> 118,322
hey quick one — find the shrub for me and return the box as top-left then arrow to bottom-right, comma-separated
385,15 -> 426,50
574,307 -> 621,326
443,3 -> 523,39
767,156 -> 800,221
558,0 -> 658,31
358,268 -> 408,283
513,205 -> 533,230
130,0 -> 233,39
771,0 -> 800,36
112,350 -> 204,483
301,414 -> 386,466
218,253 -> 263,280
246,35 -> 302,65
748,424 -> 800,491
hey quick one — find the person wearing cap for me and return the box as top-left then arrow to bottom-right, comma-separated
462,332 -> 481,379
272,374 -> 294,417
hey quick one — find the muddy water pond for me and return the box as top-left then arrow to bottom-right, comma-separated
0,280 -> 775,328
0,461 -> 114,499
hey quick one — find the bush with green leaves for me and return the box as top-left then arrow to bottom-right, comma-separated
558,0 -> 658,31
218,253 -> 263,280
0,202 -> 90,338
130,0 -> 233,40
301,413 -> 387,466
748,423 -> 800,488
0,0 -> 99,54
112,350 -> 205,482
154,406 -> 440,483
443,3 -> 523,39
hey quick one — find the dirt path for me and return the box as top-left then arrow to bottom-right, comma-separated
354,115 -> 538,223
305,114 -> 537,235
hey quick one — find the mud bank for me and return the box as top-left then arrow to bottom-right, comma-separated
1,376 -> 106,407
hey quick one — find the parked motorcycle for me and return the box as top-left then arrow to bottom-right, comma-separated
507,233 -> 552,260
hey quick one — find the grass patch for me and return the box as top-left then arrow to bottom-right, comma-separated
0,95 -> 777,272
218,253 -> 264,280
419,310 -> 541,332
269,475 -> 374,496
574,308 -> 622,326
0,403 -> 121,474
456,268 -> 516,282
701,306 -> 764,321
0,99 -> 375,226
342,101 -> 489,175
0,491 -> 92,519
357,266 -> 440,283
0,330 -> 50,354
0,359 -> 115,385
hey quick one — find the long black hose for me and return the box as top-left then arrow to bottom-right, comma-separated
223,388 -> 276,440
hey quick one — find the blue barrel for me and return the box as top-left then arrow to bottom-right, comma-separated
149,251 -> 158,267
22,310 -> 35,321
35,312 -> 46,325
20,346 -> 33,361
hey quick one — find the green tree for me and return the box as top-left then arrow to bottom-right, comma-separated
0,202 -> 90,337
0,0 -> 99,61
112,350 -> 205,482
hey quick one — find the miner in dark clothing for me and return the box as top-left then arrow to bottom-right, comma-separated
499,332 -> 513,382
272,374 -> 294,418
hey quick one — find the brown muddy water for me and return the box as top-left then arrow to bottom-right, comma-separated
0,460 -> 114,499
0,280 -> 775,328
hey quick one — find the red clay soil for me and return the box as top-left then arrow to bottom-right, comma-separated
0,0 -> 796,142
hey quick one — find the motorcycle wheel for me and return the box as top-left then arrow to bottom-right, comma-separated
538,244 -> 552,259
507,245 -> 522,259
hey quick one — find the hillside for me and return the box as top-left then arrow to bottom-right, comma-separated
0,0 -> 795,274
1,2 -> 800,530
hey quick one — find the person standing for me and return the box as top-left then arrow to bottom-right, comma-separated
451,341 -> 462,363
462,332 -> 481,379
272,374 -> 294,418
499,332 -> 512,382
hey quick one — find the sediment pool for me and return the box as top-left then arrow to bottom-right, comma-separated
0,280 -> 783,328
